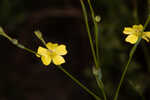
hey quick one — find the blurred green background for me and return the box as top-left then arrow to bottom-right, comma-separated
0,0 -> 150,100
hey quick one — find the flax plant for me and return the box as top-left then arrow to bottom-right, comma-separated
113,15 -> 150,100
0,0 -> 150,100
0,28 -> 102,100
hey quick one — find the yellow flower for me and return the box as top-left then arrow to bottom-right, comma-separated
123,24 -> 150,44
36,42 -> 67,66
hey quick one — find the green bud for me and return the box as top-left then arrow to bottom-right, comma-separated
34,30 -> 42,39
11,39 -> 25,49
95,16 -> 101,23
34,30 -> 46,45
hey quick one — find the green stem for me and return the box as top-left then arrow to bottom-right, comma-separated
23,47 -> 37,55
80,0 -> 98,68
95,78 -> 107,100
0,31 -> 12,41
87,0 -> 100,65
113,38 -> 141,100
81,1 -> 106,100
58,66 -> 102,100
86,1 -> 106,100
143,15 -> 150,30
113,15 -> 150,100
0,31 -> 37,56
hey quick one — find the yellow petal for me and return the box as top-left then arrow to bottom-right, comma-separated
55,45 -> 67,55
52,55 -> 65,65
125,35 -> 138,44
37,46 -> 49,57
46,42 -> 58,51
144,32 -> 150,38
142,35 -> 149,42
133,24 -> 143,31
123,27 -> 134,34
41,56 -> 51,66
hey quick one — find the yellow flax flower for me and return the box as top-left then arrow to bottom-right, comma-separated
36,42 -> 67,66
123,24 -> 150,44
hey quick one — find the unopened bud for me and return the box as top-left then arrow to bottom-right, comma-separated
34,30 -> 46,45
95,16 -> 101,23
34,30 -> 42,39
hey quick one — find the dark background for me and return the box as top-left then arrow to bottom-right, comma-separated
0,0 -> 150,100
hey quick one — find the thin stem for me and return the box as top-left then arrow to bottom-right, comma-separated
95,78 -> 107,100
80,0 -> 98,68
0,32 -> 12,41
87,0 -> 100,67
113,38 -> 141,100
23,47 -> 37,55
0,28 -> 39,56
41,39 -> 46,46
86,1 -> 106,100
58,66 -> 102,100
143,15 -> 150,30
81,1 -> 106,100
87,0 -> 98,65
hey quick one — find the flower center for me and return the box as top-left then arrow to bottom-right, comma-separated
135,29 -> 143,36
48,49 -> 57,57
48,49 -> 54,53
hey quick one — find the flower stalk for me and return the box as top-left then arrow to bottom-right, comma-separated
113,15 -> 150,100
0,27 -> 37,55
80,0 -> 98,68
87,0 -> 100,65
58,66 -> 102,100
